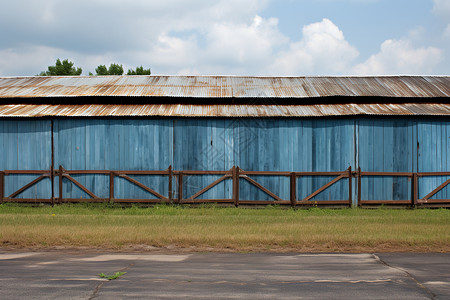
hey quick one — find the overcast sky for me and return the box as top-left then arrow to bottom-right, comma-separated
1,0 -> 449,76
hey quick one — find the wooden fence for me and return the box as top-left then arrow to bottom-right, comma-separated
1,166 -> 449,207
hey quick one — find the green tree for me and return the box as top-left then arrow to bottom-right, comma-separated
39,59 -> 82,76
95,63 -> 124,75
127,66 -> 151,75
95,65 -> 108,75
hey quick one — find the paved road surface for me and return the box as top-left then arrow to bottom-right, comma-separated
0,251 -> 448,299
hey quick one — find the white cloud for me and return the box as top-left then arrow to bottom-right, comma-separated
0,0 -> 270,54
313,0 -> 377,3
0,44 -> 117,76
142,17 -> 360,76
408,26 -> 426,42
353,39 -> 442,75
433,0 -> 450,41
0,1 -> 444,76
142,34 -> 200,74
0,45 -> 73,76
433,0 -> 450,20
139,15 -> 288,75
124,18 -> 445,76
205,16 -> 287,65
268,18 -> 359,75
0,0 -> 275,75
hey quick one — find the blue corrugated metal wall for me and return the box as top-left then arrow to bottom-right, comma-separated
173,119 -> 233,200
234,119 -> 354,201
1,117 -> 449,202
417,121 -> 450,200
358,119 -> 417,201
54,119 -> 173,199
0,120 -> 52,199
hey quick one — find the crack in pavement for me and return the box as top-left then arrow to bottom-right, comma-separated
372,254 -> 436,300
89,281 -> 106,300
150,278 -> 395,286
89,263 -> 135,300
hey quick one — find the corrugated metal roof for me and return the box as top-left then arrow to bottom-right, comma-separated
1,103 -> 450,117
1,75 -> 450,99
1,76 -> 449,117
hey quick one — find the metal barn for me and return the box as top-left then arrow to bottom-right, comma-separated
0,76 -> 449,207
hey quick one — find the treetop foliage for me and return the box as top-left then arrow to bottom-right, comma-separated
127,66 -> 151,75
95,63 -> 124,75
39,59 -> 82,76
39,59 -> 151,76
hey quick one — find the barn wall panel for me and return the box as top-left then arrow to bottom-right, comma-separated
235,118 -> 354,201
417,120 -> 450,200
2,117 -> 450,203
54,119 -> 173,200
0,119 -> 51,199
357,119 -> 417,201
173,119 -> 234,200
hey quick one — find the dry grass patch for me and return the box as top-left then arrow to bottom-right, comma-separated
0,204 -> 448,252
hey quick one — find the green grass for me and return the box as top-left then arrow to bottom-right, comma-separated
99,272 -> 127,280
0,203 -> 448,252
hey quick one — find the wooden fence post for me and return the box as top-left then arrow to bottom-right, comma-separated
357,167 -> 361,207
109,171 -> 115,202
178,172 -> 183,204
0,171 -> 4,204
413,173 -> 418,207
290,172 -> 296,207
58,165 -> 63,204
348,167 -> 352,208
50,166 -> 54,206
233,166 -> 239,206
168,166 -> 173,203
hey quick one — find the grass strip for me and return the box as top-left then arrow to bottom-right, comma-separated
0,203 -> 448,252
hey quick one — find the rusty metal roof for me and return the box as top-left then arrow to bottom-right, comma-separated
1,103 -> 450,117
1,75 -> 450,99
0,75 -> 449,117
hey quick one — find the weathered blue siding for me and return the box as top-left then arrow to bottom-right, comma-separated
53,118 -> 355,201
235,119 -> 354,201
417,121 -> 450,200
54,119 -> 173,200
173,119 -> 234,200
1,117 -> 449,202
358,119 -> 417,201
0,119 -> 52,199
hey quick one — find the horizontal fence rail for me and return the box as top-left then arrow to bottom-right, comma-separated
357,169 -> 415,206
416,172 -> 450,205
0,170 -> 53,204
0,166 -> 449,207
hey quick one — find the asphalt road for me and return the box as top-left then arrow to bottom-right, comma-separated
0,251 -> 448,299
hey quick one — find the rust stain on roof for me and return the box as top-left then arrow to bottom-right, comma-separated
1,103 -> 450,118
0,75 -> 449,117
0,75 -> 449,99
